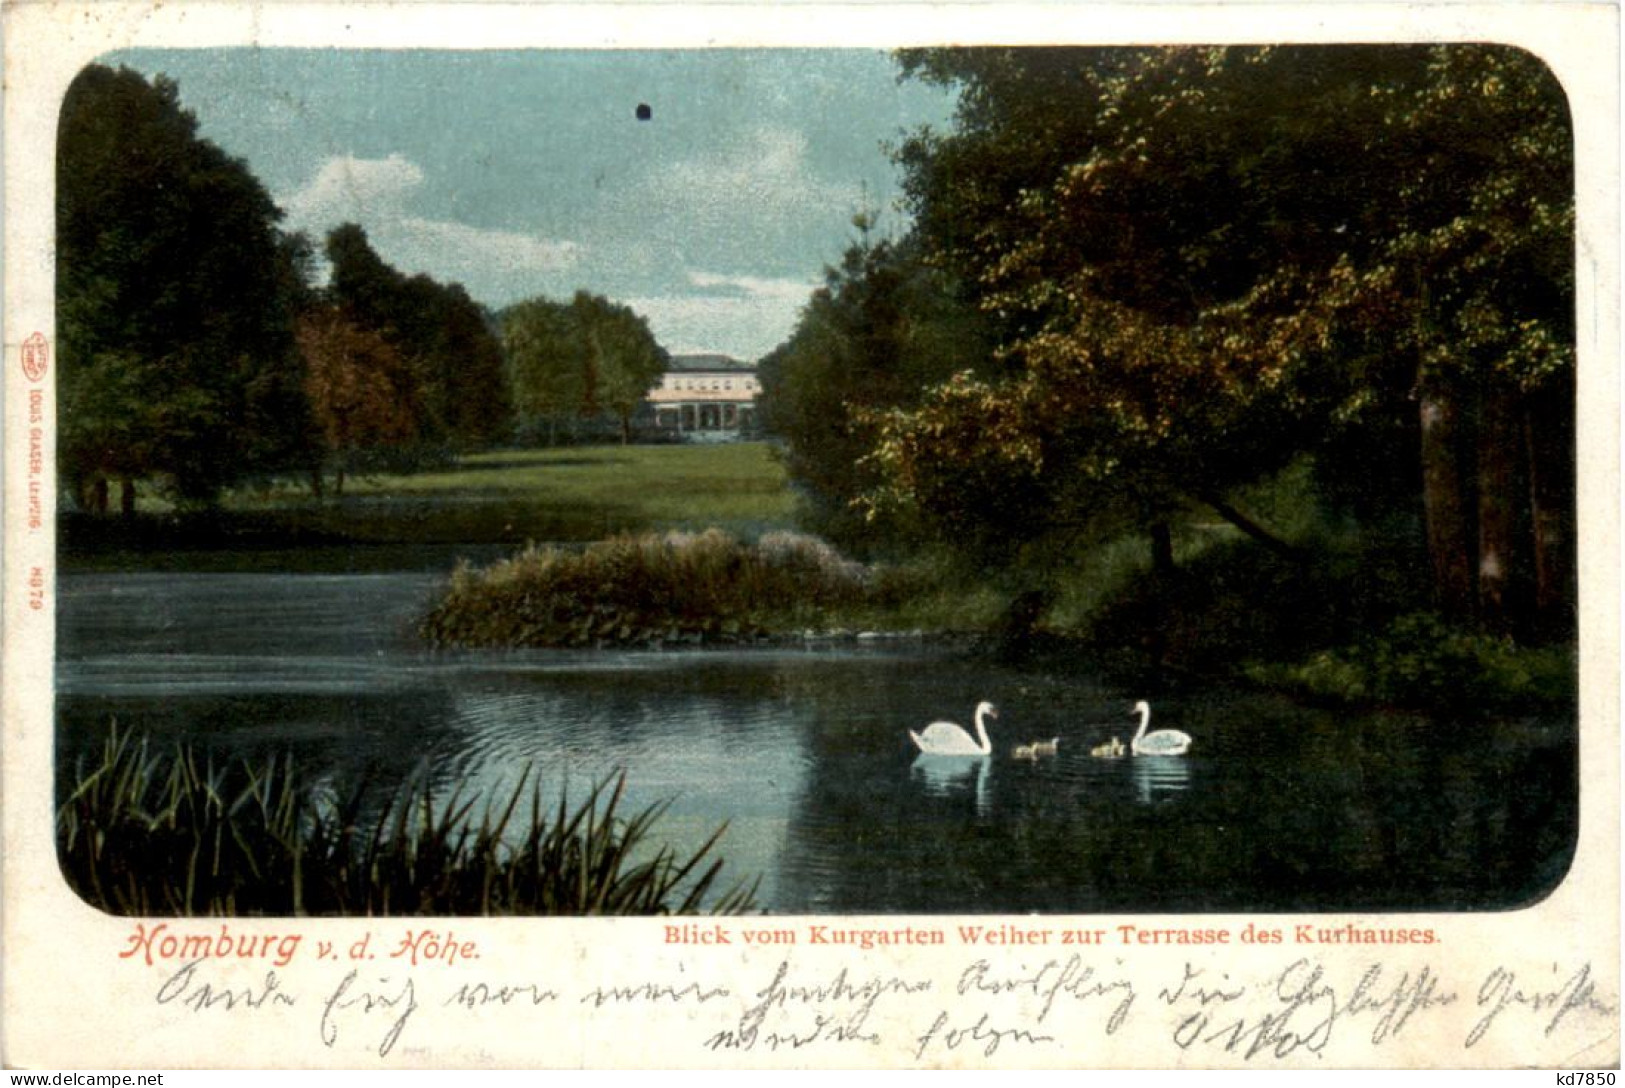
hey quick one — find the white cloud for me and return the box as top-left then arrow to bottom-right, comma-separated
625,269 -> 817,359
618,127 -> 863,251
667,127 -> 853,209
686,270 -> 818,302
276,149 -> 830,355
280,153 -> 425,225
278,154 -> 582,291
397,217 -> 581,277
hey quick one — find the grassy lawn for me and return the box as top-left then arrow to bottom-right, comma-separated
335,443 -> 797,534
63,443 -> 800,571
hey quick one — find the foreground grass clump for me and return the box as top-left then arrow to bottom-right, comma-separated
58,729 -> 757,916
422,528 -> 874,648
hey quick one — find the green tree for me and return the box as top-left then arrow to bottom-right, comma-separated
571,292 -> 670,445
1372,47 -> 1575,638
57,64 -> 314,508
501,292 -> 668,446
502,296 -> 588,445
756,228 -> 994,553
872,45 -> 1574,638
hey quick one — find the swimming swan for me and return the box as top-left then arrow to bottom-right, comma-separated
911,701 -> 997,756
1012,743 -> 1038,760
1032,736 -> 1060,757
1130,700 -> 1191,756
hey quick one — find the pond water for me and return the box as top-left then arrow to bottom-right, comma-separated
56,571 -> 1577,914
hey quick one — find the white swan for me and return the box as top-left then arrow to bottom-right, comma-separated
1130,700 -> 1191,756
911,701 -> 996,756
1012,743 -> 1038,761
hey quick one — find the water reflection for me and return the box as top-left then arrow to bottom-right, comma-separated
1131,756 -> 1192,803
909,755 -> 991,814
56,571 -> 1578,914
434,684 -> 809,908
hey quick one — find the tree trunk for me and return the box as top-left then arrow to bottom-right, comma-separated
1475,385 -> 1523,635
1197,490 -> 1303,560
90,478 -> 109,515
1525,389 -> 1576,639
309,464 -> 325,499
1151,521 -> 1175,582
120,479 -> 137,517
1419,382 -> 1475,621
996,587 -> 1054,661
335,466 -> 346,497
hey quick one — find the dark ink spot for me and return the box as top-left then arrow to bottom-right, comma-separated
636,103 -> 652,121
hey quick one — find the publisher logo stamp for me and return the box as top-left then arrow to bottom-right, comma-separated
21,332 -> 48,382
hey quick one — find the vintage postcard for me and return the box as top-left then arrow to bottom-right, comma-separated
2,0 -> 1618,1071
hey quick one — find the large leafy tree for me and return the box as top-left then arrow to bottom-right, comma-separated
295,307 -> 421,495
868,45 -> 1573,637
57,64 -> 313,507
757,227 -> 994,552
324,224 -> 509,449
502,296 -> 588,446
1374,47 -> 1575,636
572,292 -> 670,445
501,291 -> 667,445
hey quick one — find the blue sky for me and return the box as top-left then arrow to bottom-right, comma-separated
105,48 -> 958,359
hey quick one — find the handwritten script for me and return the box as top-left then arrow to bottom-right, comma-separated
146,946 -> 1617,1064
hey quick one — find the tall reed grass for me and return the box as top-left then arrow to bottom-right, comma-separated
422,528 -> 874,648
57,728 -> 757,916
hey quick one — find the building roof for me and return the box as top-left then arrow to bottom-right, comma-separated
647,385 -> 755,405
668,352 -> 754,373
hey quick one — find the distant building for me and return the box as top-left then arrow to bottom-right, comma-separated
644,353 -> 760,441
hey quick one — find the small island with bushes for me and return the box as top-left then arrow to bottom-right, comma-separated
422,530 -> 880,650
